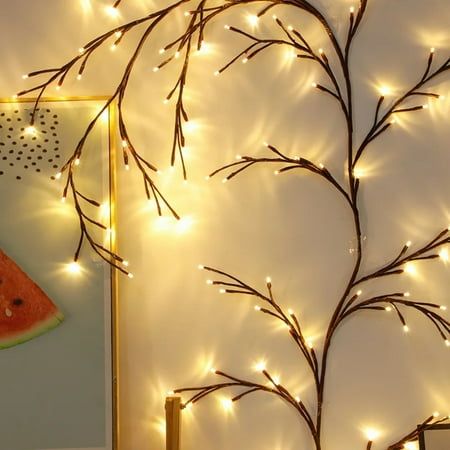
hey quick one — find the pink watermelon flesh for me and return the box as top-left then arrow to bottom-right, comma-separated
0,249 -> 64,349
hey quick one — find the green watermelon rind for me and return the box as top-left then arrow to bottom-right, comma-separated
0,311 -> 64,350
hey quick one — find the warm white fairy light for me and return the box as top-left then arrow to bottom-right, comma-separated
445,339 -> 450,347
318,48 -> 324,55
254,360 -> 266,372
430,47 -> 436,54
353,167 -> 365,179
422,104 -> 429,110
206,279 -> 213,285
167,390 -> 175,396
433,411 -> 440,418
242,57 -> 248,64
439,248 -> 449,262
21,74 -> 28,80
219,288 -> 226,294
440,305 -> 447,311
220,397 -> 234,411
224,24 -> 231,30
265,276 -> 272,284
385,306 -> 392,312
404,292 -> 410,297
247,14 -> 259,27
404,262 -> 417,276
77,74 -> 82,81
74,158 -> 80,166
127,273 -> 134,279
55,85 -> 61,91
405,240 -> 412,247
175,51 -> 180,59
198,264 -> 205,270
153,66 -> 160,72
78,47 -> 85,54
67,261 -> 81,274
307,339 -> 314,349
403,325 -> 410,333
55,172 -> 62,180
365,428 -> 380,442
404,442 -> 418,450
356,290 -> 362,296
295,395 -> 301,403
122,260 -> 129,267
378,85 -> 391,97
115,31 -> 122,39
254,305 -> 261,311
210,367 -> 217,374
349,6 -> 355,14
24,125 -> 37,135
274,170 -> 280,176
288,309 -> 294,316
105,5 -> 119,17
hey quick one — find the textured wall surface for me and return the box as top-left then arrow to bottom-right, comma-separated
1,1 -> 449,449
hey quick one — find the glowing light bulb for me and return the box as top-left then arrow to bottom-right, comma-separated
123,260 -> 129,267
385,306 -> 392,312
295,395 -> 301,402
274,170 -> 280,176
125,164 -> 130,171
220,397 -> 233,411
404,262 -> 417,276
403,325 -> 410,333
121,140 -> 128,148
405,240 -> 412,247
422,104 -> 429,109
55,172 -> 62,180
206,279 -> 213,285
254,305 -> 261,311
307,340 -> 314,349
214,70 -> 220,76
430,47 -> 436,53
254,361 -> 266,372
127,273 -> 134,279
318,48 -> 324,54
115,31 -> 123,38
219,288 -> 226,294
349,6 -> 355,14
404,292 -> 410,297
153,67 -> 159,72
440,305 -> 447,311
353,167 -> 365,179
61,196 -> 66,203
24,125 -> 37,135
288,309 -> 294,316
175,51 -> 180,59
210,367 -> 217,374
272,14 -> 277,20
197,264 -> 204,270
378,85 -> 391,96
224,24 -> 230,30
247,14 -> 259,27
404,442 -> 418,450
242,57 -> 248,64
265,276 -> 272,284
311,82 -> 318,88
22,74 -> 28,80
74,158 -> 80,166
67,261 -> 81,274
356,290 -> 362,296
167,390 -> 175,396
288,25 -> 294,31
78,47 -> 85,54
221,178 -> 228,184
439,248 -> 449,262
365,429 -> 380,442
445,340 -> 450,347
184,11 -> 191,17
319,163 -> 325,169
439,95 -> 446,100
272,375 -> 281,385
77,74 -> 82,81
105,5 -> 119,17
433,411 -> 440,418
159,48 -> 166,55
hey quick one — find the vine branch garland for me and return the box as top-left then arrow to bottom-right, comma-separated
17,0 -> 450,449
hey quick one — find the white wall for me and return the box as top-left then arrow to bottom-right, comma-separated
1,1 -> 449,449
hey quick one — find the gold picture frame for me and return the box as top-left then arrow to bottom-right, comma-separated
0,96 -> 119,450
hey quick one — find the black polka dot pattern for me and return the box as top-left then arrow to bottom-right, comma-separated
0,108 -> 61,181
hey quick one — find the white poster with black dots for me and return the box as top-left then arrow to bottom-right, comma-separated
0,98 -> 113,450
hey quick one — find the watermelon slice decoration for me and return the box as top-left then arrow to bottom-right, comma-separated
0,248 -> 64,349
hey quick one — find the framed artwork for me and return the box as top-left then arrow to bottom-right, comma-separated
0,97 -> 118,450
419,424 -> 450,450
